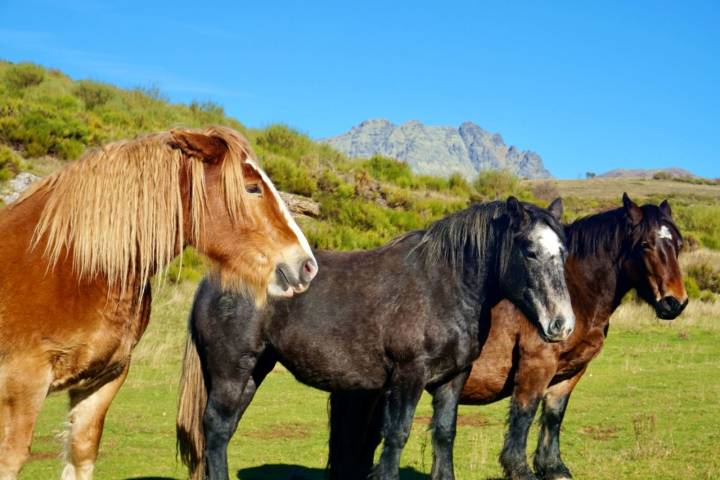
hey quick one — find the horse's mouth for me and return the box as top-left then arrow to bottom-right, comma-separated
273,263 -> 308,297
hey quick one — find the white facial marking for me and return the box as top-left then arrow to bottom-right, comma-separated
658,225 -> 673,241
534,225 -> 562,257
244,159 -> 315,260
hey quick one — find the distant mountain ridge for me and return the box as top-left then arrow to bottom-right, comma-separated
598,167 -> 697,179
323,119 -> 551,179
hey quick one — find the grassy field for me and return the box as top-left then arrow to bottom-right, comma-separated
21,274 -> 720,480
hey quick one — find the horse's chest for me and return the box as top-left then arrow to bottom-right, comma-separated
556,332 -> 605,377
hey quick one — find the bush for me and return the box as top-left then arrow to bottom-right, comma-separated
675,204 -> 720,250
0,145 -> 21,180
3,63 -> 45,91
684,276 -> 701,300
362,156 -> 414,186
256,124 -> 313,158
0,98 -> 88,159
531,180 -> 561,202
261,154 -> 317,197
473,169 -> 533,201
75,81 -> 116,110
686,263 -> 720,294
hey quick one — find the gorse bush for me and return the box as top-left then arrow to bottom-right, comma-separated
3,63 -> 45,91
473,169 -> 533,201
0,145 -> 21,181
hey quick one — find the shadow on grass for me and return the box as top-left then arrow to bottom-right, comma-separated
237,464 -> 426,479
124,477 -> 178,480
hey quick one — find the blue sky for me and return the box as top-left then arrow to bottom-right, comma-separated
1,1 -> 718,178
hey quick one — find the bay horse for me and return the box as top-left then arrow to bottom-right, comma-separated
327,193 -> 688,480
177,198 -> 576,480
0,126 -> 317,480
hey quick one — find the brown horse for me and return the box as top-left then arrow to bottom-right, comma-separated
328,194 -> 687,480
0,126 -> 317,480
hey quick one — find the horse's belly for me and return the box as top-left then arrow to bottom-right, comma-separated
275,334 -> 387,391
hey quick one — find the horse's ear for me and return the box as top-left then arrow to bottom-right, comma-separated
659,199 -> 673,218
506,196 -> 528,228
169,129 -> 228,164
547,197 -> 563,222
622,192 -> 643,226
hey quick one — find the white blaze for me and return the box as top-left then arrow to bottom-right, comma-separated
244,159 -> 315,260
534,225 -> 563,257
658,225 -> 673,241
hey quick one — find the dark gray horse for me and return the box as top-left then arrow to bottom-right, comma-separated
177,198 -> 576,480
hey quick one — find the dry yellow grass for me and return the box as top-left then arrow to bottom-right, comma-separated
530,178 -> 720,202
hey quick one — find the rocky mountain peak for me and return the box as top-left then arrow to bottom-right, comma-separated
324,119 -> 550,179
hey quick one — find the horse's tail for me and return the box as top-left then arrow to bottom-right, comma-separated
177,327 -> 207,480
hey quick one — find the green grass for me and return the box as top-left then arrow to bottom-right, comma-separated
21,283 -> 720,480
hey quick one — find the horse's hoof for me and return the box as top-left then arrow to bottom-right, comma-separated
504,466 -> 540,480
535,464 -> 573,480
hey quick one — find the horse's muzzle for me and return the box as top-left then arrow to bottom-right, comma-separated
655,296 -> 688,320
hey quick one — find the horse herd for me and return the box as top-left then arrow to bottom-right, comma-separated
0,126 -> 687,480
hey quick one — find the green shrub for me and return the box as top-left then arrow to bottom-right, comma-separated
447,173 -> 471,195
363,156 -> 414,186
165,247 -> 206,284
686,263 -> 720,294
256,124 -> 313,158
262,154 -> 317,197
75,81 -> 116,110
675,204 -> 720,250
684,277 -> 701,300
473,169 -> 534,201
699,290 -> 716,303
0,145 -> 21,180
3,63 -> 45,91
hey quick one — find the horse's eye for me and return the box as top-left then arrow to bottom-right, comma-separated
640,241 -> 652,250
245,183 -> 262,195
527,251 -> 538,260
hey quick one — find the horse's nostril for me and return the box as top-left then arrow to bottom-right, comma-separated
661,296 -> 681,312
551,317 -> 564,333
302,258 -> 318,282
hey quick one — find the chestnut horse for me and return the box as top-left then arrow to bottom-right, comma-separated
328,194 -> 688,480
177,198 -> 576,480
0,126 -> 317,480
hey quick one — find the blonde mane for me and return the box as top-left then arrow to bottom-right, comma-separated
22,126 -> 253,293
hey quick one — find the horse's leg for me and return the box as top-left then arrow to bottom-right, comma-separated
204,350 -> 275,480
533,370 -> 585,480
500,360 -> 557,480
61,365 -> 129,480
328,390 -> 384,480
0,362 -> 52,480
429,369 -> 471,480
372,363 -> 425,480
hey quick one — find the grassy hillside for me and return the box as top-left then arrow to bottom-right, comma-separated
2,60 -> 719,301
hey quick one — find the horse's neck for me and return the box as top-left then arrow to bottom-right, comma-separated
3,192 -> 152,295
566,251 -> 631,333
1,192 -> 46,245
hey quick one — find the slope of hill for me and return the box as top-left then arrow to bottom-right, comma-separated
598,167 -> 697,179
1,60 -> 719,261
323,119 -> 551,180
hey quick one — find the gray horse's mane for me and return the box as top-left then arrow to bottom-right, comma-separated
414,201 -> 509,277
410,200 -> 564,282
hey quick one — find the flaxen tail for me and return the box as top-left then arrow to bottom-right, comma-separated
177,329 -> 207,480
